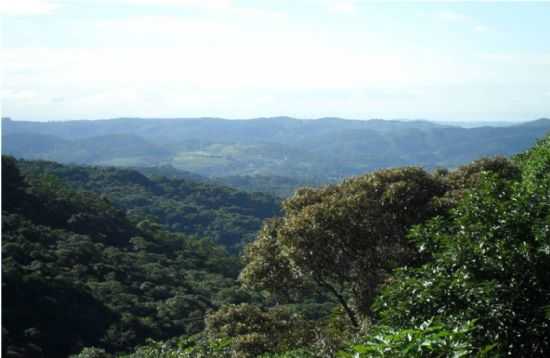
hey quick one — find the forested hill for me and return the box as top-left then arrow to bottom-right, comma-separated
130,165 -> 312,198
1,156 -> 248,357
113,136 -> 550,358
15,160 -> 281,251
4,117 -> 550,181
4,137 -> 550,357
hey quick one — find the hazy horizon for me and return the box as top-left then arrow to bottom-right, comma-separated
1,115 -> 546,127
2,1 -> 550,122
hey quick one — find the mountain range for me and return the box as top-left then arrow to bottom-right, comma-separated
3,117 -> 550,184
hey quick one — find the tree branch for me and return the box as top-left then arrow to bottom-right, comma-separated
314,276 -> 359,328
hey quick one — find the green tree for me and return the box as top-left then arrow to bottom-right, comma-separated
205,304 -> 314,357
373,141 -> 550,356
241,167 -> 447,327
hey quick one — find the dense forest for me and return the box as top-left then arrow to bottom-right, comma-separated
127,165 -> 315,199
2,155 -> 250,357
14,160 -> 280,251
3,134 -> 550,357
127,136 -> 550,357
4,117 -> 550,182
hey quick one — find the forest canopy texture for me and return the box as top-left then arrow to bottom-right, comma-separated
3,136 -> 550,357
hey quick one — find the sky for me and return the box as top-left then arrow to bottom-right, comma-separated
1,0 -> 549,122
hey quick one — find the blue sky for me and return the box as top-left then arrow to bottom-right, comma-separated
1,0 -> 549,122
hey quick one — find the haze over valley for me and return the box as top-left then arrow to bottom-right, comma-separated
4,117 -> 550,195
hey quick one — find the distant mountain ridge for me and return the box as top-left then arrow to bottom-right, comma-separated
1,116 -> 448,142
3,117 -> 550,182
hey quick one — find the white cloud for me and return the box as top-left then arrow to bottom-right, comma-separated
435,10 -> 471,23
0,0 -> 58,16
1,45 -> 491,120
124,0 -> 233,10
96,16 -> 232,40
3,6 -> 548,120
328,0 -> 357,14
480,53 -> 550,66
1,89 -> 39,102
364,0 -> 549,2
85,15 -> 481,89
473,25 -> 490,33
3,8 -> 510,117
434,10 -> 495,34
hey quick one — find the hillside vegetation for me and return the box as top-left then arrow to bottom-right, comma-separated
2,156 -> 253,357
4,117 -> 550,182
15,160 -> 280,251
120,138 -> 548,357
3,136 -> 550,357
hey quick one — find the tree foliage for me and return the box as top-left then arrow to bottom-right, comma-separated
241,167 -> 447,326
16,160 -> 280,251
1,156 -> 246,357
373,138 -> 550,356
5,135 -> 550,358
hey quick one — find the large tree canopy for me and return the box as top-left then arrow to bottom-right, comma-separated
371,137 -> 550,357
241,167 -> 448,326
